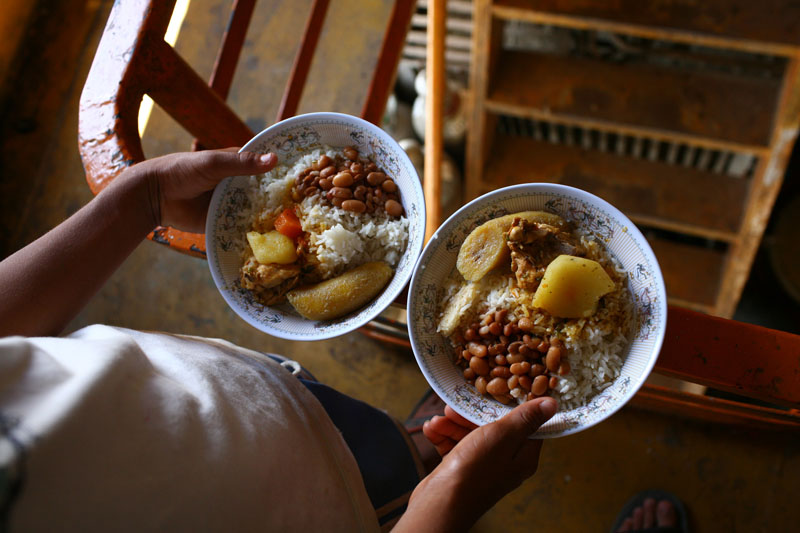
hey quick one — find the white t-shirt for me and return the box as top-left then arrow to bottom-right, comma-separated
0,325 -> 379,532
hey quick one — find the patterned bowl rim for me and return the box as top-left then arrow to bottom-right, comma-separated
407,183 -> 667,437
206,111 -> 426,340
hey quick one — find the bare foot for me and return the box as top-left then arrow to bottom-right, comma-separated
617,498 -> 677,531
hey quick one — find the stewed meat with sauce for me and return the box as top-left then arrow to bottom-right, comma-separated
506,218 -> 586,291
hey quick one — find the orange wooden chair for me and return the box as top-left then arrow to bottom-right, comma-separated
78,0 -> 415,257
422,0 -> 800,431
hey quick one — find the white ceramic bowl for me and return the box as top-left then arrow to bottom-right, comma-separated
408,184 -> 667,438
206,112 -> 426,340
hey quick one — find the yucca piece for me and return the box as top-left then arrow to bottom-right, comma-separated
246,231 -> 298,265
287,261 -> 392,321
456,211 -> 567,281
438,282 -> 479,336
532,255 -> 615,318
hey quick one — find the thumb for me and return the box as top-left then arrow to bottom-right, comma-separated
495,397 -> 557,441
191,149 -> 278,185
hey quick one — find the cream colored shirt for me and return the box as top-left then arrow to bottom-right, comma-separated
0,325 -> 378,532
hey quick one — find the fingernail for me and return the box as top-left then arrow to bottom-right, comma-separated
539,398 -> 557,419
259,153 -> 274,165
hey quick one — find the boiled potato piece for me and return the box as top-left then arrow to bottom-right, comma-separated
532,255 -> 615,318
457,211 -> 567,281
247,231 -> 297,265
287,261 -> 392,320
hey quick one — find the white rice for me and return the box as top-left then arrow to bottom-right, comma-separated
241,146 -> 409,277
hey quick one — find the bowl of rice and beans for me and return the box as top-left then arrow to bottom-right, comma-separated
408,184 -> 667,437
206,112 -> 425,340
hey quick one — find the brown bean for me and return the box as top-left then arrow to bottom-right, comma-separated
316,155 -> 332,169
518,316 -> 534,331
523,335 -> 540,349
475,376 -> 488,395
350,162 -> 363,174
366,161 -> 378,171
470,322 -> 481,331
495,309 -> 508,323
486,377 -> 510,396
519,344 -> 531,356
491,366 -> 511,379
320,166 -> 336,179
492,394 -> 513,405
551,337 -> 565,349
331,197 -> 344,207
464,328 -> 478,342
469,356 -> 489,376
461,349 -> 470,361
510,361 -> 531,375
381,179 -> 398,192
488,322 -> 502,336
463,368 -> 476,380
330,187 -> 353,199
507,375 -> 520,390
317,178 -> 331,190
303,174 -> 316,186
549,376 -> 559,389
518,375 -> 532,391
343,146 -> 358,160
498,335 -> 509,345
508,341 -> 523,354
537,340 -> 550,353
467,342 -> 488,358
481,313 -> 494,325
487,344 -> 502,357
354,185 -> 368,200
503,323 -> 514,337
367,172 -> 386,186
494,354 -> 507,366
530,364 -> 546,377
478,325 -> 491,338
304,186 -> 319,197
506,352 -> 525,364
558,361 -> 571,376
341,199 -> 366,213
332,172 -> 354,187
546,346 -> 562,372
385,199 -> 403,217
532,375 -> 549,395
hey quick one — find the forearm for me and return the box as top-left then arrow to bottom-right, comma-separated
0,169 -> 156,337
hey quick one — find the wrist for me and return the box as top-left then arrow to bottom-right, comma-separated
100,166 -> 161,235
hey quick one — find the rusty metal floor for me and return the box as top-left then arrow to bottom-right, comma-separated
0,1 -> 797,531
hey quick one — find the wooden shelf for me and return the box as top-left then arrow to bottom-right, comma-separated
482,134 -> 748,242
647,235 -> 725,313
493,0 -> 800,56
486,50 -> 780,153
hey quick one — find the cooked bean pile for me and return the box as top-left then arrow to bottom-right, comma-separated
456,309 -> 570,404
291,147 -> 404,217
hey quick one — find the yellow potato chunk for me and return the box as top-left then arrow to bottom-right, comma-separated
247,231 -> 297,265
287,261 -> 393,321
457,211 -> 567,281
532,255 -> 615,318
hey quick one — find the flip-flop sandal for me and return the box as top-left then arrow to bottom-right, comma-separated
609,489 -> 690,533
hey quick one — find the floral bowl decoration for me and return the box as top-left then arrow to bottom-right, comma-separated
407,184 -> 666,438
206,112 -> 425,340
